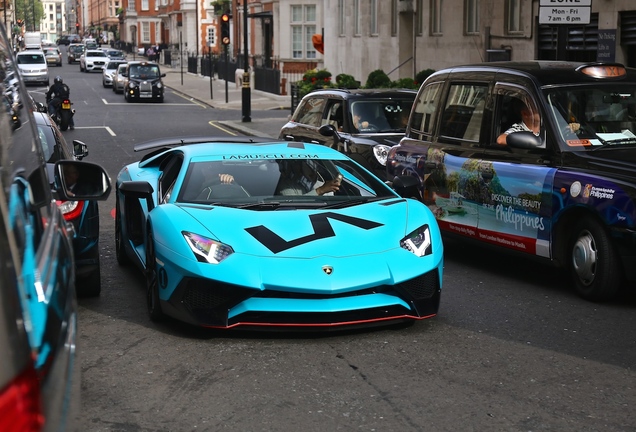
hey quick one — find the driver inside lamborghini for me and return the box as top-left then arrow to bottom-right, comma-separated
276,160 -> 341,196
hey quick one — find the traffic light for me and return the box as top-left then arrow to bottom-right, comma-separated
220,13 -> 230,46
75,23 -> 80,30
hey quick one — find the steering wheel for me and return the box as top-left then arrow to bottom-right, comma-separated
359,123 -> 380,132
198,181 -> 250,200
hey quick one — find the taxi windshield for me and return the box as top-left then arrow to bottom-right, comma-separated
545,85 -> 636,150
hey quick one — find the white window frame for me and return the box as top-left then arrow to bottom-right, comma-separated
290,4 -> 317,59
141,0 -> 149,11
142,22 -> 150,43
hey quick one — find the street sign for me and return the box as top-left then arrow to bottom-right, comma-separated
539,0 -> 591,25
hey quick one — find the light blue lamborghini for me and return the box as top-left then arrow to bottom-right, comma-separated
115,137 -> 443,329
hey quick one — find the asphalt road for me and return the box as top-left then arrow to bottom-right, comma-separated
29,55 -> 636,432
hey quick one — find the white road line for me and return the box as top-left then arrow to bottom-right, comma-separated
100,98 -> 194,106
70,126 -> 116,136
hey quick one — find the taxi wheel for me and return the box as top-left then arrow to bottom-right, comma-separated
568,217 -> 621,301
146,230 -> 165,322
115,197 -> 131,266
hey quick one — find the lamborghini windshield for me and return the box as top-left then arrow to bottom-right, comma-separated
176,157 -> 397,208
545,84 -> 636,150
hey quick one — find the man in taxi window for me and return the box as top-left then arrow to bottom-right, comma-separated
497,99 -> 540,145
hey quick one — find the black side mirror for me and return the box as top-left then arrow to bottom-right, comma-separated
391,175 -> 421,199
73,140 -> 89,160
506,131 -> 544,149
54,160 -> 112,201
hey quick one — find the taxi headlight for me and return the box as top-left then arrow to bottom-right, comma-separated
156,82 -> 163,89
183,231 -> 234,264
128,81 -> 137,88
373,144 -> 391,166
400,224 -> 432,257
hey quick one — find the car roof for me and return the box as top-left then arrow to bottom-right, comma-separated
305,88 -> 417,99
432,61 -> 636,87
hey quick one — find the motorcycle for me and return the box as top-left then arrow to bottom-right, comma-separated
48,97 -> 75,131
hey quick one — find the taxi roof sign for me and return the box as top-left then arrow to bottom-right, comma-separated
577,64 -> 627,79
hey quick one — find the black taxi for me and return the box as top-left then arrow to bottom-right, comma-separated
387,61 -> 636,301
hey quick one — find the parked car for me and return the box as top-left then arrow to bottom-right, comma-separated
79,49 -> 109,72
56,34 -> 79,45
15,50 -> 49,85
280,89 -> 416,180
43,46 -> 62,67
115,137 -> 443,328
387,61 -> 636,302
0,22 -> 111,430
112,63 -> 128,94
123,61 -> 165,102
33,111 -> 106,296
102,60 -> 127,87
67,43 -> 85,64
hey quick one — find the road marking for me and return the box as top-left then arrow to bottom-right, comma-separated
71,126 -> 116,136
172,91 -> 207,108
209,121 -> 237,135
101,98 -> 195,106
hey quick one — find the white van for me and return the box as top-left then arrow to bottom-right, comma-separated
15,50 -> 49,86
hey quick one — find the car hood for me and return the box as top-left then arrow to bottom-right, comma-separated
170,199 -> 416,259
349,132 -> 404,147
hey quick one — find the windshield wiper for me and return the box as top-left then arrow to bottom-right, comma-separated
590,135 -> 636,151
322,197 -> 385,209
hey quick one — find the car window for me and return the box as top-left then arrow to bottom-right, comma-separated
410,82 -> 443,137
438,83 -> 488,141
492,84 -> 542,147
17,53 -> 46,64
294,97 -> 326,127
324,100 -> 344,130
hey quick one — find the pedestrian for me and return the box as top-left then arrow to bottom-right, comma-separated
147,46 -> 155,62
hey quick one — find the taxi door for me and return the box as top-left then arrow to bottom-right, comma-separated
477,82 -> 557,258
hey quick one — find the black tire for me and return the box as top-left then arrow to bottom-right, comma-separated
146,230 -> 165,322
60,110 -> 70,131
115,197 -> 131,266
568,217 -> 622,301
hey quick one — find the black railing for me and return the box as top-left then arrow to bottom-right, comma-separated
254,66 -> 280,95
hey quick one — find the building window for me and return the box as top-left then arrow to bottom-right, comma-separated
338,0 -> 345,36
207,26 -> 215,46
370,0 -> 378,35
506,0 -> 522,34
142,22 -> 150,43
391,0 -> 398,36
142,0 -> 149,11
291,5 -> 316,59
416,0 -> 424,35
465,0 -> 479,35
353,0 -> 360,36
431,0 -> 443,36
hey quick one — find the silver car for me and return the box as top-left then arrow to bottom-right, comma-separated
103,60 -> 127,87
15,50 -> 49,85
112,62 -> 128,93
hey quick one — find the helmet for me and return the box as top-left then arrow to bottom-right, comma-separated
54,76 -> 63,84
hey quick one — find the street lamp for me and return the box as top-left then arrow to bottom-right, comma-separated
241,0 -> 250,122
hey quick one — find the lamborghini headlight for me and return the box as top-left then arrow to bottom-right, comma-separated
400,224 -> 432,257
183,231 -> 234,264
373,144 -> 391,166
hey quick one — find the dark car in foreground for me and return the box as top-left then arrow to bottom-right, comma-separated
387,61 -> 636,301
116,137 -> 443,329
123,61 -> 165,102
34,111 -> 105,296
280,89 -> 416,180
67,43 -> 85,64
0,22 -> 111,431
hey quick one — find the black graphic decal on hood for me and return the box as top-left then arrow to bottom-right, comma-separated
245,212 -> 383,254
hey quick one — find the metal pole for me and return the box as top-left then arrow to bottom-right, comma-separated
241,0 -> 250,122
224,45 -> 228,103
180,31 -> 183,86
209,46 -> 213,99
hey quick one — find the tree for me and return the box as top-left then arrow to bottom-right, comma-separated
15,0 -> 44,32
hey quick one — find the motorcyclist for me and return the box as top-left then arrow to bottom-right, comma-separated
46,76 -> 74,130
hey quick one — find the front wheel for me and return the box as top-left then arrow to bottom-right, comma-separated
146,230 -> 165,322
568,217 -> 622,301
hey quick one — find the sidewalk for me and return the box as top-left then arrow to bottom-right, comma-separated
161,66 -> 293,138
